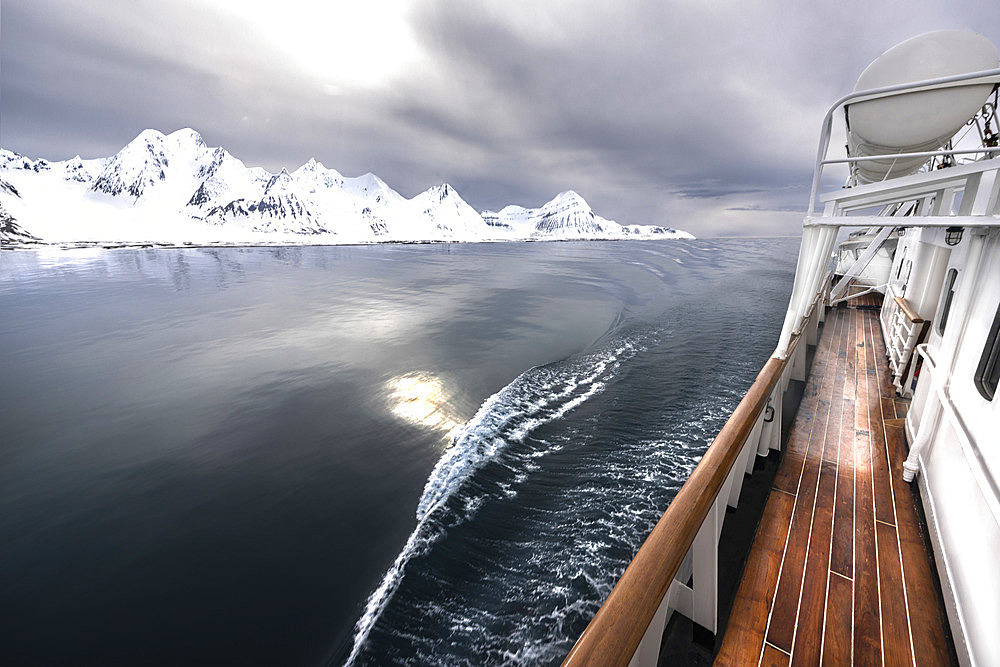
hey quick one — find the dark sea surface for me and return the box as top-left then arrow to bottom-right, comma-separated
0,238 -> 798,665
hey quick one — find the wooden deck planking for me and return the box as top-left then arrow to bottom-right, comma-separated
876,520 -> 914,666
880,371 -> 953,662
761,644 -> 790,667
868,306 -> 948,663
716,297 -> 953,666
852,304 -> 882,667
820,572 -> 852,665
863,310 -> 897,528
863,307 -> 915,664
772,306 -> 842,495
715,491 -> 796,665
829,340 -> 855,580
789,457 -> 837,666
790,309 -> 854,664
764,307 -> 846,653
829,307 -> 855,579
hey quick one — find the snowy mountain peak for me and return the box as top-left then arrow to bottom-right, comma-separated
482,190 -> 654,238
88,127 -> 221,205
0,148 -> 20,166
0,149 -> 50,173
340,172 -> 402,206
414,182 -> 461,203
550,190 -> 589,208
167,127 -> 206,149
292,159 -> 345,193
298,157 -> 323,172
90,130 -> 171,199
425,183 -> 457,203
265,169 -> 294,193
404,182 -> 488,238
345,172 -> 386,193
62,156 -> 92,183
0,127 -> 694,245
132,128 -> 167,144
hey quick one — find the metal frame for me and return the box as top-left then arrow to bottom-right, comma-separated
829,225 -> 895,304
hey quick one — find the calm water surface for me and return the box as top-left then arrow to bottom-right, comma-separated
0,239 -> 797,665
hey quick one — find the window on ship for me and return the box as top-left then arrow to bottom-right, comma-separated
936,268 -> 959,336
974,300 -> 1000,401
900,260 -> 913,295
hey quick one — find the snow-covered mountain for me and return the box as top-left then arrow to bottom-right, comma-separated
480,190 -> 684,239
0,129 -> 694,247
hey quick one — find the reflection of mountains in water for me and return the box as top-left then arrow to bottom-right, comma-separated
0,245 -> 391,295
344,325 -> 754,666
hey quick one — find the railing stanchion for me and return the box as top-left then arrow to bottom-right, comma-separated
691,502 -> 719,635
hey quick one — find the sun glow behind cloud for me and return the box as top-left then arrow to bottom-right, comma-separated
205,0 -> 423,90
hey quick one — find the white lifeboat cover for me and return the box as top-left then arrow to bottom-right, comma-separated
847,30 -> 998,183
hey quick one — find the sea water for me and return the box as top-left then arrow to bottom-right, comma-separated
0,238 -> 797,665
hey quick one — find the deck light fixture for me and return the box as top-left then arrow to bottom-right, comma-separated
945,226 -> 964,246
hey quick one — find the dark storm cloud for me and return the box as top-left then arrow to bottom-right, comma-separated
390,0 -> 1000,231
3,0 -> 1000,236
2,1 -> 272,157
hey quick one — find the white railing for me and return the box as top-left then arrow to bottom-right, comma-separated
810,156 -> 1000,223
777,74 -> 1000,360
881,289 -> 928,394
806,68 -> 1000,217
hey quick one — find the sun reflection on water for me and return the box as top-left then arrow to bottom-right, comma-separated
387,373 -> 462,437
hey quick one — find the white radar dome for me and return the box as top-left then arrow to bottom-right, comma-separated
846,30 -> 999,184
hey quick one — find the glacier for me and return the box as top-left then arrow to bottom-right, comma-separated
0,129 -> 694,248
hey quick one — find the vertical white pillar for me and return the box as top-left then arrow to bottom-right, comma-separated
691,499 -> 719,634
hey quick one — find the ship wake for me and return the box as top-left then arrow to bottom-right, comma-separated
342,323 -> 757,665
343,334 -> 646,665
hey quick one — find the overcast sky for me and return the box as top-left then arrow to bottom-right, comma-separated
3,0 -> 999,237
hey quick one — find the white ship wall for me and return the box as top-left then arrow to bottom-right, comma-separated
906,228 -> 1000,665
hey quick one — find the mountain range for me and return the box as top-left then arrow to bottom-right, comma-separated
0,128 -> 693,247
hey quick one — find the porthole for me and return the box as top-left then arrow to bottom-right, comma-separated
974,301 -> 1000,401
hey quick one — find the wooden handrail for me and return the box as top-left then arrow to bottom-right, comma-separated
562,332 -> 799,666
893,295 -> 924,323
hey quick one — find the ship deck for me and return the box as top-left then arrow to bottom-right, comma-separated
715,294 -> 954,665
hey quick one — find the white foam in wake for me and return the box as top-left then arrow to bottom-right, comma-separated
343,338 -> 643,665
